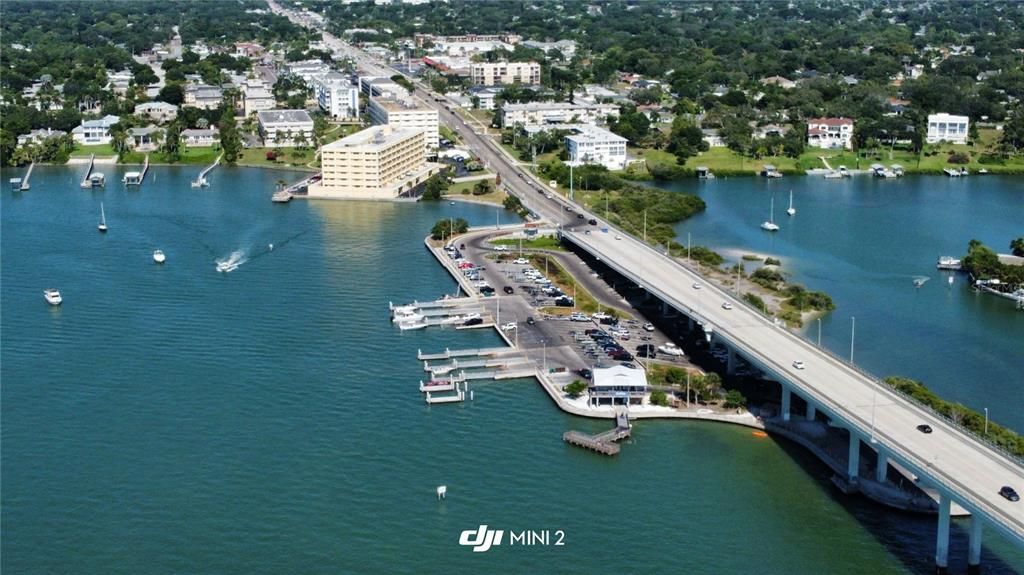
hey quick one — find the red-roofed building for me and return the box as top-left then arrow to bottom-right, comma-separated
807,117 -> 854,149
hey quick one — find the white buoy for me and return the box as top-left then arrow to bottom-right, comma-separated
437,485 -> 447,499
268,243 -> 274,251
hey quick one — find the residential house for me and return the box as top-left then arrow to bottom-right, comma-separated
806,117 -> 854,149
127,126 -> 162,151
760,76 -> 797,89
565,125 -> 628,171
134,101 -> 179,123
184,84 -> 224,110
17,128 -> 67,147
467,86 -> 503,111
71,115 -> 121,146
181,128 -> 219,147
926,113 -> 970,144
701,128 -> 725,148
257,110 -> 315,147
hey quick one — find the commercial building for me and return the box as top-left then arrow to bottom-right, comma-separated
927,113 -> 970,144
806,117 -> 854,149
522,39 -> 577,59
368,97 -> 440,153
313,72 -> 360,119
256,110 -> 315,147
498,101 -> 619,128
565,125 -> 628,171
242,79 -> 276,117
588,365 -> 647,407
359,76 -> 404,98
307,126 -> 442,200
470,61 -> 541,86
71,115 -> 120,146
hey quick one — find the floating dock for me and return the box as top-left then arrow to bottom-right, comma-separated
123,154 -> 149,186
418,346 -> 517,361
191,154 -> 221,188
79,154 -> 96,188
424,356 -> 531,373
563,411 -> 631,456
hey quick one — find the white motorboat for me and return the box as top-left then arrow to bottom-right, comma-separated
438,315 -> 466,325
390,303 -> 418,316
153,250 -> 166,264
394,312 -> 425,324
398,320 -> 428,331
98,202 -> 108,233
420,379 -> 456,392
658,342 -> 685,357
786,190 -> 796,216
44,288 -> 63,306
761,196 -> 780,231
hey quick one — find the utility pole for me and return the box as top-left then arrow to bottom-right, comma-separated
686,372 -> 690,408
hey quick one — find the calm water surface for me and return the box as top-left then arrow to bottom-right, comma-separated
2,166 -> 1022,574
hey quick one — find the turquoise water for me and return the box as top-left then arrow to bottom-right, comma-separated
651,175 -> 1024,431
2,166 -> 1022,574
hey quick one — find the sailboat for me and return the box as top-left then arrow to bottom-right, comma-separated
786,190 -> 796,216
98,202 -> 108,233
761,196 -> 780,231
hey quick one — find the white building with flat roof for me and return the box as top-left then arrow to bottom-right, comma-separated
588,365 -> 647,407
313,72 -> 360,119
368,97 -> 440,153
499,101 -> 619,128
927,113 -> 970,144
242,79 -> 276,117
257,110 -> 314,147
470,61 -> 541,86
565,125 -> 628,171
307,126 -> 441,200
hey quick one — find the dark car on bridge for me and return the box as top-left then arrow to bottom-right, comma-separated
999,486 -> 1020,502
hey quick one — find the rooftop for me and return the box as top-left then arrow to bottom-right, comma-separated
372,97 -> 433,113
257,110 -> 314,124
325,126 -> 423,150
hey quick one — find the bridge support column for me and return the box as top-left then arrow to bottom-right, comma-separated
935,493 -> 951,574
875,448 -> 888,483
661,300 -> 670,316
687,315 -> 695,331
806,401 -> 816,421
780,386 -> 791,422
726,347 -> 737,376
847,433 -> 859,482
967,515 -> 982,575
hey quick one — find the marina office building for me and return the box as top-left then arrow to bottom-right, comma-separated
368,97 -> 440,153
307,126 -> 442,200
587,365 -> 648,407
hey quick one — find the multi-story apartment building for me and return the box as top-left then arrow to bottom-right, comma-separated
470,61 -> 541,86
565,125 -> 629,171
368,97 -> 440,153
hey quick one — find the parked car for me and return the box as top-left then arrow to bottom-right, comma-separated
513,258 -> 529,265
636,344 -> 656,358
526,316 -> 535,325
503,286 -> 514,294
570,312 -> 589,322
463,317 -> 483,326
643,323 -> 655,332
578,368 -> 593,380
501,322 -> 517,331
555,296 -> 575,307
611,351 -> 634,361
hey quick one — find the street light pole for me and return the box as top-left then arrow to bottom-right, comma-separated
569,162 -> 574,201
687,232 -> 691,262
817,318 -> 822,347
984,408 -> 989,434
850,316 -> 856,363
643,209 -> 647,243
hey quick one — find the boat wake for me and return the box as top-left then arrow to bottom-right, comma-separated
913,276 -> 930,288
216,250 -> 247,273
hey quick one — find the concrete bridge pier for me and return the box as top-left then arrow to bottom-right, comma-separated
806,401 -> 816,421
847,433 -> 860,483
875,447 -> 888,483
935,493 -> 951,574
780,385 -> 791,421
725,347 -> 737,376
967,515 -> 983,575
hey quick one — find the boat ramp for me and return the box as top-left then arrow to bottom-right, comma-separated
563,410 -> 632,456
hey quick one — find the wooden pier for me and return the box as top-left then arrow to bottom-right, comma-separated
79,154 -> 96,188
191,154 -> 221,188
563,411 -> 631,456
123,154 -> 149,186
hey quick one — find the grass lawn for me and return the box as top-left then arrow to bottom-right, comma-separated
445,180 -> 508,205
120,146 -> 220,165
70,143 -> 117,157
321,124 -> 362,146
237,146 -> 318,171
491,235 -> 564,250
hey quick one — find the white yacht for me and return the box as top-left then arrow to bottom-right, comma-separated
761,196 -> 780,231
153,250 -> 166,264
786,190 -> 796,216
394,312 -> 425,324
98,202 -> 108,233
658,342 -> 685,357
44,288 -> 63,306
398,320 -> 428,331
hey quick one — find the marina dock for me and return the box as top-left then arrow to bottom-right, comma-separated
78,154 -> 96,188
417,346 -> 518,361
563,411 -> 632,456
15,162 -> 34,190
272,174 -> 320,201
191,154 -> 221,188
123,154 -> 149,186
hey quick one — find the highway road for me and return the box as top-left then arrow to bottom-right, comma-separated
269,0 -> 1024,546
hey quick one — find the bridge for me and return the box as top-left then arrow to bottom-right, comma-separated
560,225 -> 1023,572
269,5 -> 1024,570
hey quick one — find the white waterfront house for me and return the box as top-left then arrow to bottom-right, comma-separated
588,365 -> 648,407
565,125 -> 628,171
257,110 -> 315,147
806,117 -> 854,149
927,113 -> 970,144
71,115 -> 120,146
181,128 -> 219,147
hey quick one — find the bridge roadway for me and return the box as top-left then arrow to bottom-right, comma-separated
269,0 -> 1024,555
561,226 -> 1024,543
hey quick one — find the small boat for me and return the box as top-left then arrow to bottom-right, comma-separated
824,170 -> 843,179
786,190 -> 796,216
449,201 -> 456,205
393,312 -> 425,324
936,256 -> 962,270
216,261 -> 239,273
153,249 -> 166,264
420,379 -> 456,392
761,196 -> 780,231
913,277 -> 928,288
978,168 -> 989,174
398,320 -> 428,331
98,202 -> 108,233
44,288 -> 63,306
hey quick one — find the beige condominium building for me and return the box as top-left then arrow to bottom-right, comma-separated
470,61 -> 542,86
307,126 -> 442,200
367,97 -> 440,154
